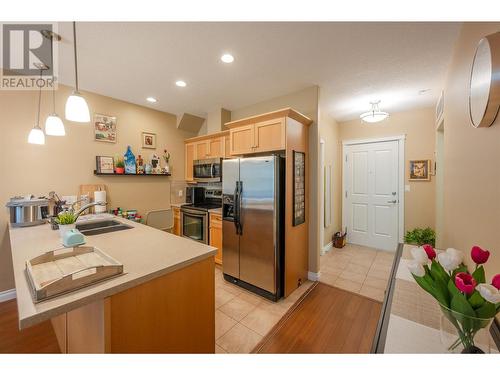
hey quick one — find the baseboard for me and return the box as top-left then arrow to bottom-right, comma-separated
320,241 -> 333,255
307,271 -> 321,281
0,289 -> 16,303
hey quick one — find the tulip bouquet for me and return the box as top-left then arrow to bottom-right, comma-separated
408,244 -> 500,353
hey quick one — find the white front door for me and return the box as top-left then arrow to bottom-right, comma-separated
344,140 -> 399,251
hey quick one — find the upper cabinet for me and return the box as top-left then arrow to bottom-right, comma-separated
226,108 -> 310,156
207,137 -> 224,159
185,142 -> 195,181
229,124 -> 255,155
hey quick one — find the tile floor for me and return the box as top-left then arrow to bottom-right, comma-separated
319,243 -> 395,302
214,266 -> 313,353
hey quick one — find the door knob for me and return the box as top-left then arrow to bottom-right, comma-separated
387,200 -> 397,204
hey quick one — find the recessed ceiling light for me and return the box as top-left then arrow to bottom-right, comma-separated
221,53 -> 234,63
175,80 -> 187,87
146,97 -> 157,103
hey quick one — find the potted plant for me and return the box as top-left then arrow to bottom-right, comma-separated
55,211 -> 78,238
115,157 -> 125,174
404,227 -> 436,247
408,244 -> 500,353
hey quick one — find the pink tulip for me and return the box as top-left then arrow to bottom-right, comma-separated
455,272 -> 477,295
492,274 -> 500,290
470,245 -> 490,265
422,244 -> 436,260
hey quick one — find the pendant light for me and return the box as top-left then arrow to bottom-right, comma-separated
28,69 -> 46,145
44,29 -> 65,136
360,101 -> 389,123
45,85 -> 66,136
65,21 -> 90,123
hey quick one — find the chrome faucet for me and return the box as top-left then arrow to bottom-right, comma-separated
74,201 -> 107,220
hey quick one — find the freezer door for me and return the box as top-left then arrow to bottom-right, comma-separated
222,159 -> 240,278
239,156 -> 277,294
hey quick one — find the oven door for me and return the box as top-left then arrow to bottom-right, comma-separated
181,208 -> 208,244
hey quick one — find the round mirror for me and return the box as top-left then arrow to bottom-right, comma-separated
469,33 -> 500,128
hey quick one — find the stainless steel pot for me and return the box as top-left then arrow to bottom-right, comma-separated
6,197 -> 49,227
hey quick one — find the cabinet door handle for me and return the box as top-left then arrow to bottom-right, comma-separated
387,200 -> 397,204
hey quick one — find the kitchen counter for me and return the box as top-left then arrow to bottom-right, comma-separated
9,215 -> 217,331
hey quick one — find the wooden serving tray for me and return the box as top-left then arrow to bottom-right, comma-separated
25,245 -> 123,303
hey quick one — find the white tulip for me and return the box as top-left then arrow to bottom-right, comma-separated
476,284 -> 500,304
437,248 -> 463,272
411,246 -> 429,265
407,260 -> 426,277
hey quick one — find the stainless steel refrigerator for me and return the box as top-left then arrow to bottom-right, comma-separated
222,155 -> 284,301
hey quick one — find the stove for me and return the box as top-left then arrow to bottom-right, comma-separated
183,202 -> 222,211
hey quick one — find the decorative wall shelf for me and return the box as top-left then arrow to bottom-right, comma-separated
94,171 -> 171,177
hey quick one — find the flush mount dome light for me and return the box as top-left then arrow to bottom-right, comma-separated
175,80 -> 187,87
360,101 -> 389,123
146,97 -> 158,103
221,53 -> 234,63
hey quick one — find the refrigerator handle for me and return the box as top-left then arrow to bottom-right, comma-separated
237,181 -> 243,235
234,182 -> 240,234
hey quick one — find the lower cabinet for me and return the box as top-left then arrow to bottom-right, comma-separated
173,207 -> 181,236
209,212 -> 222,265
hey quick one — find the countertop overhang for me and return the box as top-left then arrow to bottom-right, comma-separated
9,215 -> 217,329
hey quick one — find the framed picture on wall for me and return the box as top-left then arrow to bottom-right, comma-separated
293,150 -> 306,226
94,114 -> 117,143
409,159 -> 431,181
142,132 -> 156,149
96,156 -> 115,174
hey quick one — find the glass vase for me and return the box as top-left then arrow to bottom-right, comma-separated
439,304 -> 494,353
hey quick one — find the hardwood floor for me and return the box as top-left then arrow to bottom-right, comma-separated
254,282 -> 382,353
0,299 -> 60,353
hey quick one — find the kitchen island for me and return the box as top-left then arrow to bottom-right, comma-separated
8,214 -> 217,353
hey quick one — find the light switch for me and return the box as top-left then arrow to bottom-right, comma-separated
178,190 -> 183,197
405,185 -> 410,192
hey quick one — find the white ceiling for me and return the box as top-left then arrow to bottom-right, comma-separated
52,22 -> 461,122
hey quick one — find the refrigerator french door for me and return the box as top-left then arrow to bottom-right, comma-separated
222,155 -> 284,301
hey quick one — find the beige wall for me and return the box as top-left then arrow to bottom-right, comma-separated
0,85 -> 195,292
442,22 -> 500,277
318,102 -> 342,248
231,86 -> 322,274
338,107 -> 437,234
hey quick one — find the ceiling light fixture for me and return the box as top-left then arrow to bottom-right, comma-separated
175,80 -> 187,87
43,30 -> 65,136
65,21 -> 90,123
360,101 -> 389,123
221,53 -> 234,63
28,68 -> 46,145
146,97 -> 158,103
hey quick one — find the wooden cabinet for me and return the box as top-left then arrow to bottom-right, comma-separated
209,212 -> 222,265
207,137 -> 224,159
185,143 -> 195,181
228,117 -> 286,155
195,141 -> 209,160
254,118 -> 286,153
230,124 -> 255,155
173,207 -> 181,236
224,136 -> 232,159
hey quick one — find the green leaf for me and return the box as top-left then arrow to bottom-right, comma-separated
404,227 -> 436,247
468,291 -> 485,309
475,301 -> 495,319
451,293 -> 476,318
472,266 -> 485,284
448,279 -> 461,298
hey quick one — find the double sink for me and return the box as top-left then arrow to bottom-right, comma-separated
76,220 -> 132,236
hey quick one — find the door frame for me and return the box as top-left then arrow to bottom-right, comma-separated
341,135 -> 406,246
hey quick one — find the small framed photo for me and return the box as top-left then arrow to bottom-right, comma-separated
409,159 -> 431,181
96,156 -> 115,174
94,114 -> 117,143
142,132 -> 156,149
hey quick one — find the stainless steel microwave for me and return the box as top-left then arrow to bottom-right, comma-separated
193,158 -> 222,182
